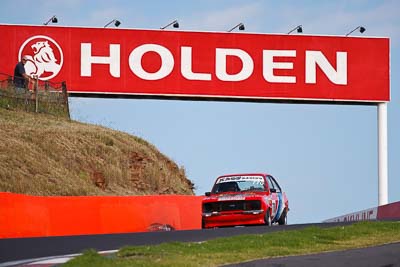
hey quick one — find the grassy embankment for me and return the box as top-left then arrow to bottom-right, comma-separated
65,221 -> 400,267
0,107 -> 194,196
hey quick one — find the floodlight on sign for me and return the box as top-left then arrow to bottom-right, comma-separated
288,25 -> 303,34
160,20 -> 179,29
346,26 -> 366,36
227,23 -> 245,32
104,19 -> 121,28
43,15 -> 58,25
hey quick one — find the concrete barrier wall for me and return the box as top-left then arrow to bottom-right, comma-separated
0,192 -> 203,238
324,201 -> 400,223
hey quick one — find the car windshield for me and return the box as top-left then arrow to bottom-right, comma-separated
212,180 -> 265,193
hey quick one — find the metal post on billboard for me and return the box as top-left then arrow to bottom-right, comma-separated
378,102 -> 388,206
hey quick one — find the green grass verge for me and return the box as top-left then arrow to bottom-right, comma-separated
64,221 -> 400,267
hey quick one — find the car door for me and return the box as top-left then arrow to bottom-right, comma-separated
269,175 -> 284,221
266,176 -> 279,219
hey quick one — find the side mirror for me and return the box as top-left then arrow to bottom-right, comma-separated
205,192 -> 211,196
270,188 -> 276,193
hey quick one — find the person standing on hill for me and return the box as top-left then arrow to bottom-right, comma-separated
13,55 -> 31,93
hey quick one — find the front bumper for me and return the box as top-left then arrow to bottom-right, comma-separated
202,210 -> 265,228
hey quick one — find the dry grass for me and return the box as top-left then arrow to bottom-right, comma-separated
0,107 -> 195,196
65,221 -> 400,267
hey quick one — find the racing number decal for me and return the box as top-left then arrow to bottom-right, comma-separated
271,201 -> 277,217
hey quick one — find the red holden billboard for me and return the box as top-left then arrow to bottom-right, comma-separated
0,24 -> 389,102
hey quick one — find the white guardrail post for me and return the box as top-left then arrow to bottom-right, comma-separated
378,102 -> 388,206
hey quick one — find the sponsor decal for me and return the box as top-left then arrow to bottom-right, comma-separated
216,175 -> 264,184
18,35 -> 63,81
218,195 -> 246,201
324,207 -> 378,223
80,44 -> 348,84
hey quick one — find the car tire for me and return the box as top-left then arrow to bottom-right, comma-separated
264,210 -> 272,226
201,218 -> 206,229
278,209 -> 287,225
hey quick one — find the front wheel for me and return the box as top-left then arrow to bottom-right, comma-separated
278,209 -> 287,225
264,210 -> 272,226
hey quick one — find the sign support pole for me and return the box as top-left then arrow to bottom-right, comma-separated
378,102 -> 388,206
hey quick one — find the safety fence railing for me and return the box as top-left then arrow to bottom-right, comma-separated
0,73 -> 70,118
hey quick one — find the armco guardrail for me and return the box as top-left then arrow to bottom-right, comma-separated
0,192 -> 203,238
324,201 -> 400,223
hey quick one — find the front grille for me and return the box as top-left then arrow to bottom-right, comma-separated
203,200 -> 261,213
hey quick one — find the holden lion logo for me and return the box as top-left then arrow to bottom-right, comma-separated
18,35 -> 63,81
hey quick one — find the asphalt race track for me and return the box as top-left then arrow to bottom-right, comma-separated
225,242 -> 400,267
1,222 -> 399,266
0,222 -> 349,263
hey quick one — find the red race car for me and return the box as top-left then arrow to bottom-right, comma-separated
202,173 -> 289,228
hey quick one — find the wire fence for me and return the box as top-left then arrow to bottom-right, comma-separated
0,73 -> 70,118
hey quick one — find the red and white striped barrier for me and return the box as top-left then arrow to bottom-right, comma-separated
324,201 -> 400,223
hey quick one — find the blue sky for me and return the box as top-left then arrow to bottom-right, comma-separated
1,0 -> 399,224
